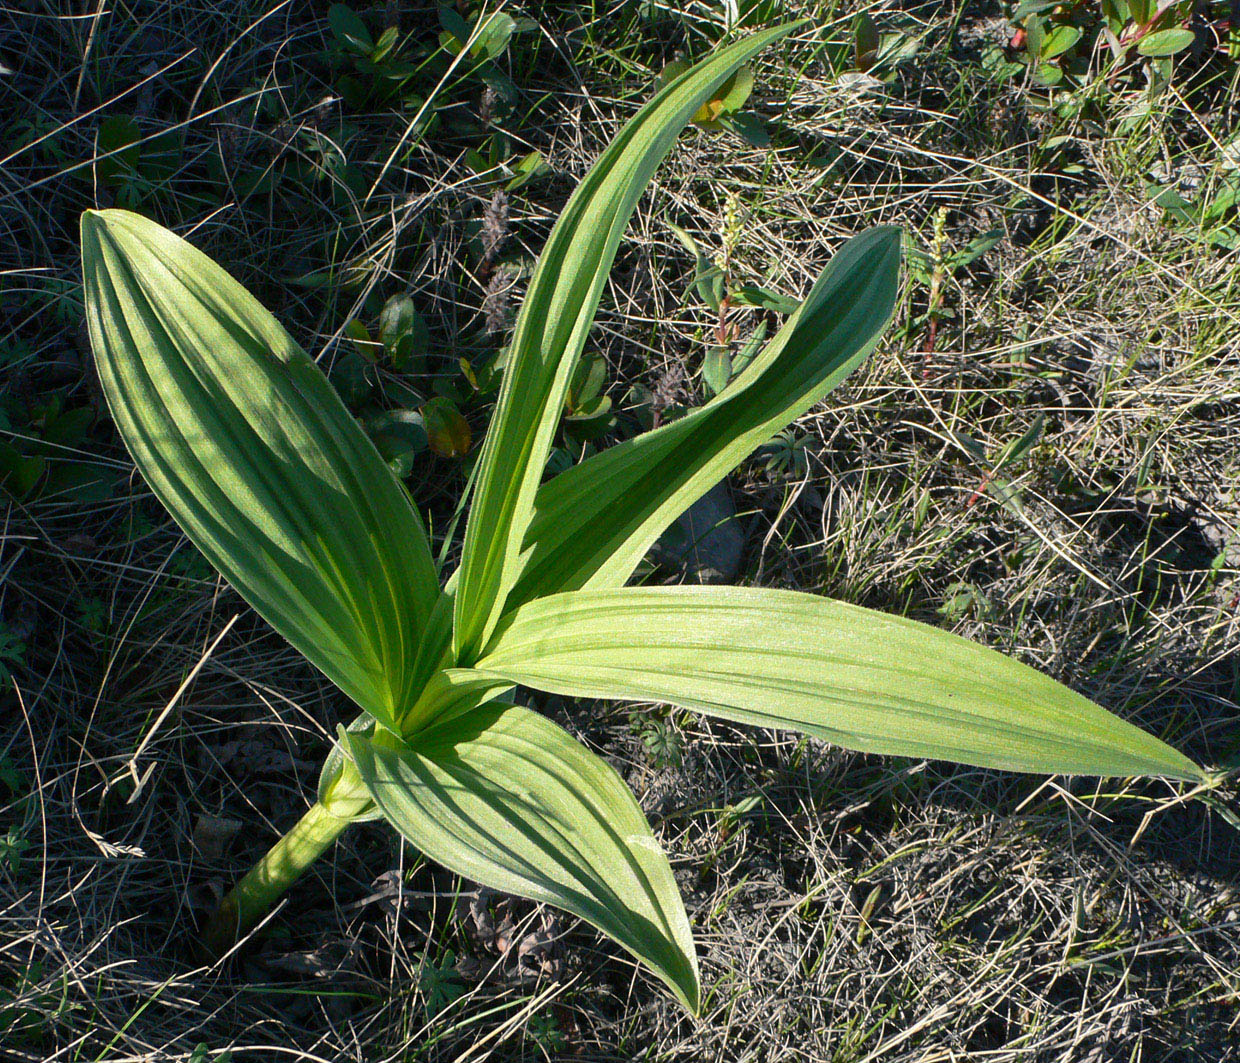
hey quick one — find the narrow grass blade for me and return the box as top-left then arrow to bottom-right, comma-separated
474,587 -> 1204,780
346,704 -> 700,1012
453,24 -> 800,662
82,209 -> 440,728
508,225 -> 900,609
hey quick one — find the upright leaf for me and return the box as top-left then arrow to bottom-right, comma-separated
82,209 -> 440,728
475,587 -> 1203,780
453,24 -> 800,662
346,704 -> 700,1012
507,226 -> 900,609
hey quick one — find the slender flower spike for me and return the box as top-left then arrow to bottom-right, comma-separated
81,23 -> 1204,1015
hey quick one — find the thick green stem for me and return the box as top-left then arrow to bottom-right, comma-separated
203,759 -> 373,956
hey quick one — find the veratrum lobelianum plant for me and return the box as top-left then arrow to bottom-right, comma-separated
82,24 -> 1203,1015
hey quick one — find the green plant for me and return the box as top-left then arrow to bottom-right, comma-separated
1005,0 -> 1223,91
92,114 -> 182,210
1149,169 -> 1240,250
418,949 -> 466,1019
0,625 -> 26,684
657,58 -> 769,145
905,208 -> 1003,371
669,195 -> 795,401
81,25 -> 1204,1015
187,1045 -> 233,1063
0,392 -> 116,504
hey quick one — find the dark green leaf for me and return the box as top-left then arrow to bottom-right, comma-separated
855,12 -> 880,70
329,4 -> 373,53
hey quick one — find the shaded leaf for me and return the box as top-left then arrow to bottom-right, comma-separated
667,221 -> 723,312
731,284 -> 799,314
329,4 -> 373,53
506,150 -> 552,192
1129,0 -> 1157,27
81,209 -> 440,729
693,65 -> 754,125
423,397 -> 471,458
346,703 -> 700,1011
855,13 -> 880,70
344,317 -> 380,361
718,112 -> 770,147
702,347 -> 732,397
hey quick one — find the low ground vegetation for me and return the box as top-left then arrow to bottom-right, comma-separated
2,2 -> 1239,1059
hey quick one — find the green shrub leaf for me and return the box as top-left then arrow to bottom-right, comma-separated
346,703 -> 699,1012
475,587 -> 1204,780
1137,28 -> 1196,57
1039,24 -> 1081,59
81,209 -> 440,729
452,23 -> 800,662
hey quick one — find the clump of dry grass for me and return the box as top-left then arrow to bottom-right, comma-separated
2,2 -> 1238,1060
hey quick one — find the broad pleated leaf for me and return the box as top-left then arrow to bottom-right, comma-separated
346,704 -> 700,1012
508,226 -> 900,609
82,209 -> 440,729
453,24 -> 799,662
474,587 -> 1204,780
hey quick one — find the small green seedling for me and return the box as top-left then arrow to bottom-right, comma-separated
0,393 -> 116,504
960,414 -> 1046,515
906,209 -> 1003,374
563,350 -> 615,442
1149,172 -> 1240,251
81,26 -> 1203,1014
659,58 -> 768,145
326,3 -> 427,109
670,196 -> 791,400
340,291 -> 470,467
93,115 -> 182,210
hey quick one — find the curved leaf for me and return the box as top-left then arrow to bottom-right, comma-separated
507,225 -> 900,609
453,23 -> 800,662
1137,27 -> 1196,57
82,209 -> 440,728
475,587 -> 1204,780
346,704 -> 700,1012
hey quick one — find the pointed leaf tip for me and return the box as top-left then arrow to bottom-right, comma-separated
453,24 -> 803,662
347,704 -> 701,1012
81,209 -> 442,727
477,587 -> 1202,782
